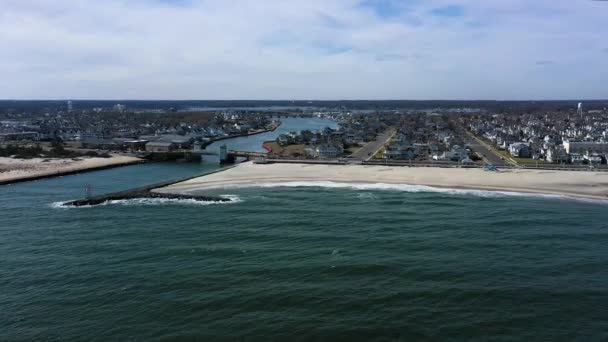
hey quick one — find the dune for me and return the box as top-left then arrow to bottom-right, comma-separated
0,155 -> 143,185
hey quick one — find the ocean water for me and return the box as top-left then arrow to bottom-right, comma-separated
2,118 -> 608,340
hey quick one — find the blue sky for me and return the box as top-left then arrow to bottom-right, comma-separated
0,0 -> 607,100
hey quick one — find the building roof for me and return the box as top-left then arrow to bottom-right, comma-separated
81,138 -> 116,145
0,131 -> 39,136
146,141 -> 175,147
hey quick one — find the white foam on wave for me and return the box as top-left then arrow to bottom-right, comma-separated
51,201 -> 75,209
357,192 -> 379,201
213,181 -> 608,204
51,194 -> 242,209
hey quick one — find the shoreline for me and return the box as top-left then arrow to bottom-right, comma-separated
0,155 -> 145,186
202,121 -> 282,148
0,121 -> 281,186
155,162 -> 608,202
61,165 -> 237,207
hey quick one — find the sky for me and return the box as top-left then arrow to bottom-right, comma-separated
1,0 -> 607,100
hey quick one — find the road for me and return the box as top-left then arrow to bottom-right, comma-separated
350,129 -> 396,161
451,120 -> 511,167
464,134 -> 507,166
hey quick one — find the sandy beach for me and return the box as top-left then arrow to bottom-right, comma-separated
156,162 -> 608,201
0,155 -> 143,185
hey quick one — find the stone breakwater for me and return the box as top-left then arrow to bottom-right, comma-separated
63,166 -> 236,207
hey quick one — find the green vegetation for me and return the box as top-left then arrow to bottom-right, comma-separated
473,135 -> 544,165
495,149 -> 510,158
372,146 -> 385,159
0,142 -> 110,159
494,150 -> 519,164
495,149 -> 545,165
266,141 -> 307,157
344,146 -> 362,155
512,157 -> 546,165
0,144 -> 44,159
265,141 -> 282,153
161,111 -> 216,126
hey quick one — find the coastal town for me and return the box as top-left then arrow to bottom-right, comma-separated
6,1 -> 608,340
269,103 -> 608,169
2,101 -> 608,176
0,102 -> 278,155
22,100 -> 607,206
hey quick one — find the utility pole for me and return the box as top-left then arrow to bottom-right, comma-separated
84,184 -> 93,199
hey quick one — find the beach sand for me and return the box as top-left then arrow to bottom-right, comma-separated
0,155 -> 143,184
156,162 -> 608,201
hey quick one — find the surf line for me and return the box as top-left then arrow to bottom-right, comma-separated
62,167 -> 237,207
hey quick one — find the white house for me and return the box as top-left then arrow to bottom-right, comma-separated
311,144 -> 344,159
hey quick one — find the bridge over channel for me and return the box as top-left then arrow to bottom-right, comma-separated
220,148 -> 268,164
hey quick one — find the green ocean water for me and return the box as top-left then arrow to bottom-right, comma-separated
2,119 -> 608,340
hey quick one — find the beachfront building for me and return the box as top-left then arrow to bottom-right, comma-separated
383,143 -> 415,160
508,142 -> 531,158
309,144 -> 344,159
145,141 -> 176,152
584,152 -> 604,165
563,141 -> 608,155
570,153 -> 584,165
80,138 -> 129,151
546,147 -> 568,164
156,135 -> 194,149
433,151 -> 466,162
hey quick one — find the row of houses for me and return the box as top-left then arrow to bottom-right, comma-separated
0,132 -> 40,142
466,108 -> 608,164
275,127 -> 347,159
305,144 -> 345,159
78,134 -> 197,152
0,106 -> 277,149
380,114 -> 475,163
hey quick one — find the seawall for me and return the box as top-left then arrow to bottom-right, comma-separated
63,165 -> 237,207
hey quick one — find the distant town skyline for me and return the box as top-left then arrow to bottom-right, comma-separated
2,0 -> 607,100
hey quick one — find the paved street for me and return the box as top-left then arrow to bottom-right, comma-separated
347,123 -> 515,166
451,120 -> 511,167
351,129 -> 395,161
463,132 -> 508,166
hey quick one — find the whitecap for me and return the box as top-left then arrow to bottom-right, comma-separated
357,192 -> 379,201
51,195 -> 242,209
204,181 -> 608,204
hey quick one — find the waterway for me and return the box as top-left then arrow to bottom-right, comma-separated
1,118 -> 607,340
205,117 -> 338,152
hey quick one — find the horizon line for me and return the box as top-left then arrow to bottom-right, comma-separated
1,98 -> 607,102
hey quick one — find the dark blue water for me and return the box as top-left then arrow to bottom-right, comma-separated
2,119 -> 608,340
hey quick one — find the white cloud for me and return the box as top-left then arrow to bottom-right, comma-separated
0,0 -> 606,100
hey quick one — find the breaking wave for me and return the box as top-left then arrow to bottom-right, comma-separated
51,195 -> 242,209
214,181 -> 608,204
357,192 -> 379,201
